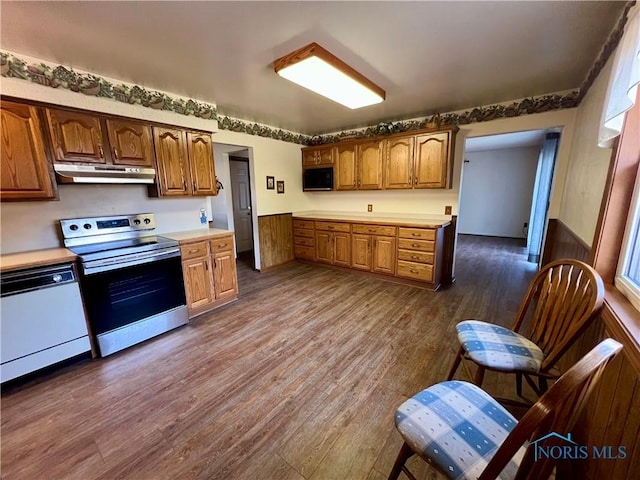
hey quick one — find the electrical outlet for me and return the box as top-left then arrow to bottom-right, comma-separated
444,205 -> 452,215
523,222 -> 528,228
367,204 -> 373,212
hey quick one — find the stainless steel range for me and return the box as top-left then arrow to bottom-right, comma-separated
60,213 -> 188,357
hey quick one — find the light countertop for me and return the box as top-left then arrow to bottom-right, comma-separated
0,248 -> 78,273
163,228 -> 235,243
293,211 -> 451,228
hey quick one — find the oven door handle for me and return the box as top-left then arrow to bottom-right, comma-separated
82,248 -> 181,276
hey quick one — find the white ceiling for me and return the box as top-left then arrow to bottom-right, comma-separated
465,130 -> 547,152
0,1 -> 627,135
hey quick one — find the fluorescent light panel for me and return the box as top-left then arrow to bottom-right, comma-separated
274,43 -> 385,109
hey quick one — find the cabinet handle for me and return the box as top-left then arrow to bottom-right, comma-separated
328,226 -> 334,229
205,262 -> 209,271
368,229 -> 375,233
183,179 -> 187,191
112,147 -> 119,160
412,233 -> 420,237
98,145 -> 104,158
412,243 -> 420,247
412,255 -> 419,259
193,181 -> 198,191
188,249 -> 199,254
410,269 -> 419,274
218,243 -> 227,248
414,177 -> 418,186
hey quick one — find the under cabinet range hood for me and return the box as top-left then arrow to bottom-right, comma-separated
54,164 -> 156,184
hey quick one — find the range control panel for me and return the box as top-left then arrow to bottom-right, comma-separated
60,213 -> 156,239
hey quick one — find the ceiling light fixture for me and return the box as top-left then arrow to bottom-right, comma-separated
274,42 -> 385,109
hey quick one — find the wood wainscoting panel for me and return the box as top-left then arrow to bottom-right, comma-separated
258,213 -> 294,271
541,218 -> 590,265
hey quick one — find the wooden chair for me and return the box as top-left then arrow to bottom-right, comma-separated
446,259 -> 604,400
389,338 -> 622,480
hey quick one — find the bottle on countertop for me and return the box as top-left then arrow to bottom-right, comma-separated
200,208 -> 207,225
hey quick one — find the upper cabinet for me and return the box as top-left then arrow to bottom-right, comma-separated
414,131 -> 453,189
0,101 -> 56,201
105,119 -> 154,167
302,145 -> 334,167
301,126 -> 457,192
151,128 -> 217,197
46,109 -> 105,164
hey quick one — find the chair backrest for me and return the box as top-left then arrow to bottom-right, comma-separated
511,259 -> 605,372
478,338 -> 622,480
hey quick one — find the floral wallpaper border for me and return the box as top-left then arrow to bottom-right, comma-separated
1,0 -> 632,149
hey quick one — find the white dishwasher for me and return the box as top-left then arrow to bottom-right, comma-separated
1,263 -> 91,383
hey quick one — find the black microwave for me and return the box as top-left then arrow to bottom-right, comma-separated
303,167 -> 333,191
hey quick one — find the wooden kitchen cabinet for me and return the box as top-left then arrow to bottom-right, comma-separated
152,127 -> 191,196
302,145 -> 334,167
357,140 -> 383,189
334,143 -> 357,191
315,222 -> 351,267
187,132 -> 218,195
0,101 -> 57,201
293,219 -> 316,261
383,135 -> 415,189
414,131 -> 452,188
105,119 -> 154,167
46,109 -> 106,164
179,233 -> 237,318
351,224 -> 396,275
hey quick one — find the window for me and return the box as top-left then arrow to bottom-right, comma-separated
616,166 -> 640,311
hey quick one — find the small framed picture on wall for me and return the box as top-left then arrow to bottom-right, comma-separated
277,180 -> 285,194
266,176 -> 275,190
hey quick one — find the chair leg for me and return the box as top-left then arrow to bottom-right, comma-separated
446,346 -> 464,380
516,373 -> 523,397
388,442 -> 415,480
539,376 -> 549,394
474,365 -> 485,386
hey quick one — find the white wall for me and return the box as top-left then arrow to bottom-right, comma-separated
0,184 -> 208,254
558,58 -> 615,245
458,146 -> 540,238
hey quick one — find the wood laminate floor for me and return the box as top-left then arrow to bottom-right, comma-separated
1,235 -> 537,480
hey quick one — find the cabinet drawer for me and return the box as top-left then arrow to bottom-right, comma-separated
397,249 -> 434,264
210,236 -> 234,254
294,245 -> 315,260
315,221 -> 350,232
293,227 -> 315,238
181,241 -> 209,260
294,236 -> 315,247
398,227 -> 436,240
396,261 -> 434,282
398,238 -> 435,252
293,219 -> 314,230
352,224 -> 396,236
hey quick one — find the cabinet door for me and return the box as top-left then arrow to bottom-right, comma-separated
315,231 -> 332,264
351,234 -> 372,271
153,127 -> 191,196
187,132 -> 217,196
384,136 -> 414,189
414,132 -> 450,188
316,147 -> 334,165
333,232 -> 351,267
302,149 -> 317,167
1,101 -> 56,200
373,236 -> 396,275
46,109 -> 105,164
335,144 -> 357,191
182,257 -> 215,315
357,140 -> 383,189
105,119 -> 154,167
213,251 -> 238,301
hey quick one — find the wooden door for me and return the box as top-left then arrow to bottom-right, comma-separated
357,140 -> 383,189
46,109 -> 105,164
315,231 -> 332,264
351,234 -> 372,271
230,160 -> 254,252
333,232 -> 351,267
335,144 -> 356,190
213,251 -> 238,301
414,132 -> 450,188
384,136 -> 414,189
105,119 -> 154,167
372,236 -> 396,274
302,149 -> 318,167
187,132 -> 217,195
153,127 -> 191,196
1,101 -> 56,200
316,147 -> 334,166
182,257 -> 215,315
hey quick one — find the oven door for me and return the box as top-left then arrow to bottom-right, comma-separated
80,250 -> 186,336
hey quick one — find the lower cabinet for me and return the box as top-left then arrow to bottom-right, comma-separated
180,234 -> 238,318
293,218 -> 445,290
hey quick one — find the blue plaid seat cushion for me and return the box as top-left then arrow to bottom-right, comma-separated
456,320 -> 544,374
395,381 -> 521,480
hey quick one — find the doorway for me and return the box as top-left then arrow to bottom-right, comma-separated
229,156 -> 255,268
457,129 -> 559,267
